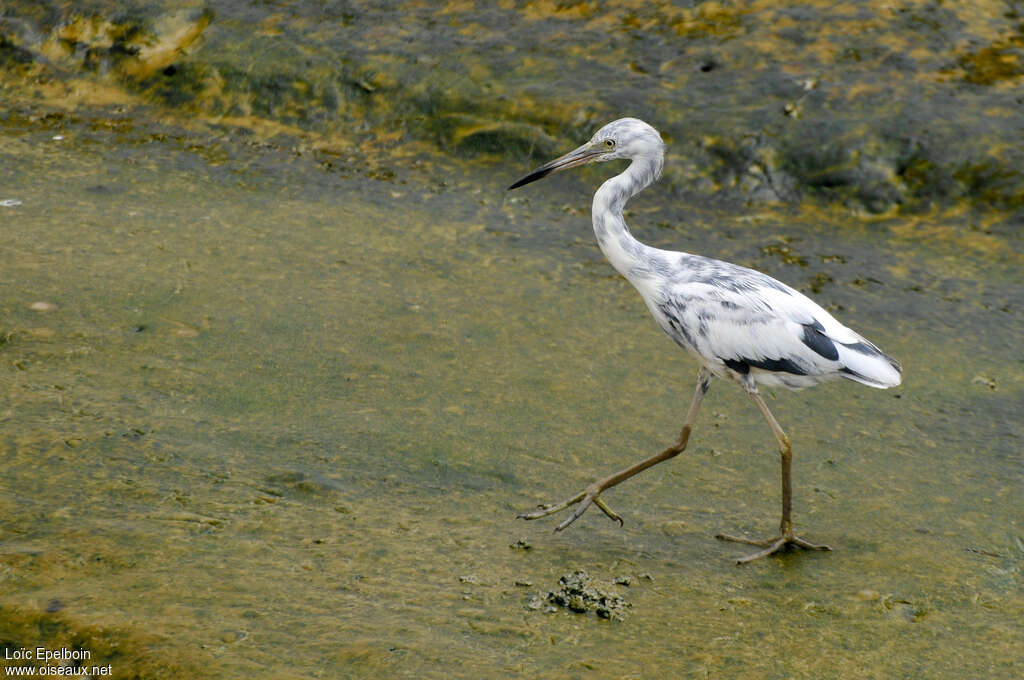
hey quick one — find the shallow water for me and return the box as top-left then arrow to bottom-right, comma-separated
1,103 -> 1021,679
1,2 -> 1023,678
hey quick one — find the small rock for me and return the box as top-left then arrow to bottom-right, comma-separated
219,630 -> 247,644
972,374 -> 997,390
29,301 -> 57,312
566,594 -> 588,613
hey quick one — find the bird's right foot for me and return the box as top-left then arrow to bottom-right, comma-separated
715,531 -> 832,564
517,485 -> 623,532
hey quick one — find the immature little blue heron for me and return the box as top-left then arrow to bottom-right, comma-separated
509,118 -> 901,563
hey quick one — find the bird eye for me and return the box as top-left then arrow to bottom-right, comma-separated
604,139 -> 615,148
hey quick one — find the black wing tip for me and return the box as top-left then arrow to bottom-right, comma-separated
842,339 -> 902,373
801,323 -> 839,361
723,356 -> 808,376
886,351 -> 902,373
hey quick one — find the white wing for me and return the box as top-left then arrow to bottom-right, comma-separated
644,255 -> 901,389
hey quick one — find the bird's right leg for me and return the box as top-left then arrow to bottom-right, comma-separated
518,368 -> 711,532
715,385 -> 832,563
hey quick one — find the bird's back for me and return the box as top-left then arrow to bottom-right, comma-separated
633,252 -> 902,390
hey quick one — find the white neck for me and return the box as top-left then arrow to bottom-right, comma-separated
591,156 -> 666,283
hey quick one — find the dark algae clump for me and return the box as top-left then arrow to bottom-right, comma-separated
539,570 -> 632,621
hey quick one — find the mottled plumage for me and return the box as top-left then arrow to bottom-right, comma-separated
509,118 -> 902,563
646,252 -> 902,390
573,118 -> 901,392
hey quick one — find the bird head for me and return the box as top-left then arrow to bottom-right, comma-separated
508,118 -> 665,190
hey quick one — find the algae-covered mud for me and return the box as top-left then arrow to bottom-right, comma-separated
1,2 -> 1022,678
4,0 -> 1024,214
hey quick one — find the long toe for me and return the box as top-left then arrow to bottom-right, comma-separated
735,537 -> 788,564
517,490 -> 588,521
516,506 -> 556,521
791,536 -> 832,551
717,532 -> 834,564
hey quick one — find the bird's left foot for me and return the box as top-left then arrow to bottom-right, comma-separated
715,532 -> 832,564
517,485 -> 624,532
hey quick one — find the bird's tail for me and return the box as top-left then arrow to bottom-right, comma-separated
836,339 -> 902,389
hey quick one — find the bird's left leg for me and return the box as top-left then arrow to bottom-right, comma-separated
716,386 -> 832,564
518,368 -> 712,532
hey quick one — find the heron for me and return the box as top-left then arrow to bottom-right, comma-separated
508,118 -> 902,563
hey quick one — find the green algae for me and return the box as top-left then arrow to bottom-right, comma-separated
0,2 -> 1021,678
2,1 -> 1024,214
0,604 -> 207,678
0,99 -> 1020,678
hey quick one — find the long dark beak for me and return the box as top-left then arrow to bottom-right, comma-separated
508,142 -> 604,190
